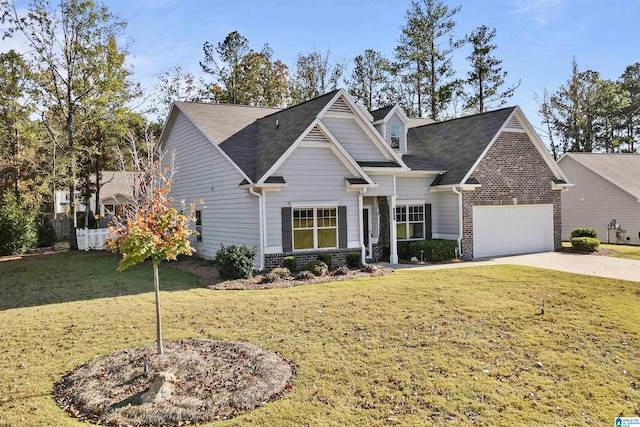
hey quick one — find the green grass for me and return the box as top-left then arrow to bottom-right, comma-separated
1,252 -> 639,426
563,241 -> 640,260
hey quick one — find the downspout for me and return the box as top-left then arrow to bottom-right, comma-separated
452,186 -> 463,259
359,188 -> 367,265
249,187 -> 265,271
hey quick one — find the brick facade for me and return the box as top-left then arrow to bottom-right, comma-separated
264,248 -> 361,270
460,131 -> 562,259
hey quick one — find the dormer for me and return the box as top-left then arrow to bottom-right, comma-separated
371,104 -> 410,154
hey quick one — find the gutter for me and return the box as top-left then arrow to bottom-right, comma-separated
248,187 -> 265,271
452,186 -> 463,258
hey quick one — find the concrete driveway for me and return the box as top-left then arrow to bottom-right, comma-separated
389,251 -> 640,283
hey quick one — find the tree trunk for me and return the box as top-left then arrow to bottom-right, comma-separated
153,260 -> 164,355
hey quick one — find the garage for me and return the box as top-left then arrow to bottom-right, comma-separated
472,204 -> 554,258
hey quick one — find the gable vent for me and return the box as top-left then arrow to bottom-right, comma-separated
328,97 -> 352,114
504,116 -> 523,131
303,127 -> 328,143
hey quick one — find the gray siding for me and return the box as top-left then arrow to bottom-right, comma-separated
266,146 -> 360,251
560,156 -> 640,245
434,190 -> 460,236
396,176 -> 434,201
366,174 -> 394,197
162,111 -> 260,260
321,116 -> 388,162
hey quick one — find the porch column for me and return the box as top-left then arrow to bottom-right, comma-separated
359,190 -> 365,265
390,195 -> 398,264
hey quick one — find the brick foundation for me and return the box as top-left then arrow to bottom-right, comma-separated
264,248 -> 361,270
460,131 -> 563,259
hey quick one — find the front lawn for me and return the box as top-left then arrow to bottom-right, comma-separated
0,252 -> 638,426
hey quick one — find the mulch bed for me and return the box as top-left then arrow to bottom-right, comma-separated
163,259 -> 393,290
54,339 -> 295,426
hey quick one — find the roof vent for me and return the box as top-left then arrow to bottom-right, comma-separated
275,119 -> 279,128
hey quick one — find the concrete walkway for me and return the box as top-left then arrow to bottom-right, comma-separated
384,251 -> 640,283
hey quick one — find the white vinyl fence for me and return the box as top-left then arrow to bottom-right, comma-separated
76,228 -> 112,251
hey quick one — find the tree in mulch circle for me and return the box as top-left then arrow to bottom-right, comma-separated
106,131 -> 201,355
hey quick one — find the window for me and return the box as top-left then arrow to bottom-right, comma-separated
195,210 -> 202,242
396,205 -> 424,240
390,123 -> 401,149
293,208 -> 337,250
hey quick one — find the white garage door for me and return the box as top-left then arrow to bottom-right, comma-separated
473,204 -> 554,258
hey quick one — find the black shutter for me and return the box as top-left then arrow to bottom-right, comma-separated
338,206 -> 347,249
282,207 -> 292,252
425,203 -> 432,240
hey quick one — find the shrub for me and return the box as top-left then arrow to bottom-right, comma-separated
571,237 -> 600,252
397,241 -> 411,260
260,273 -> 280,284
409,239 -> 458,263
36,214 -> 57,247
570,228 -> 598,239
302,260 -> 328,276
0,192 -> 37,256
332,265 -> 349,276
360,263 -> 377,273
215,244 -> 257,280
345,252 -> 361,268
270,267 -> 290,278
283,256 -> 296,272
317,253 -> 332,269
295,270 -> 315,280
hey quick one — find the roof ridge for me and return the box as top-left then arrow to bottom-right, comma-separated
257,89 -> 340,121
175,101 -> 282,111
410,106 -> 516,130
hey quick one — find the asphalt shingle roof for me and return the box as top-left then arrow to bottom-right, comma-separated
370,106 -> 394,122
562,153 -> 640,200
405,107 -> 516,185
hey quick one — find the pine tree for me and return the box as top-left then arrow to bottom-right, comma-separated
464,25 -> 519,113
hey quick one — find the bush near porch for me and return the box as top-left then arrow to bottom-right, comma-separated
397,239 -> 458,262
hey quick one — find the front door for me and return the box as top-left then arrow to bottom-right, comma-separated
363,206 -> 372,259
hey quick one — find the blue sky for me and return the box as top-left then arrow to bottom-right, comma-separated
4,0 -> 640,132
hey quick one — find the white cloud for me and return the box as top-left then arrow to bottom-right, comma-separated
510,0 -> 564,26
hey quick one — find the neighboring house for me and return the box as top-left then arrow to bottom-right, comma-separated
158,89 -> 570,268
558,153 -> 640,245
53,171 -> 134,218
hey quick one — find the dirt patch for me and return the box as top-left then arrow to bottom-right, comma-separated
54,339 -> 295,426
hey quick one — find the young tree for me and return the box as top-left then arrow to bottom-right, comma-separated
107,131 -> 200,355
464,25 -> 519,113
395,0 -> 464,119
347,49 -> 392,110
2,0 -> 131,249
289,47 -> 345,104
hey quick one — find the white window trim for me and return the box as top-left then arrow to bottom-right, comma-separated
290,201 -> 338,208
390,123 -> 401,149
396,204 -> 426,241
292,207 -> 338,251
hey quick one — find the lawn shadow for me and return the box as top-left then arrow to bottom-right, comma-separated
0,251 -> 204,310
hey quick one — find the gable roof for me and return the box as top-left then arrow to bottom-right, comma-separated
92,171 -> 135,201
370,106 -> 394,122
213,91 -> 339,182
174,102 -> 280,144
559,153 -> 640,200
405,107 -> 516,185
